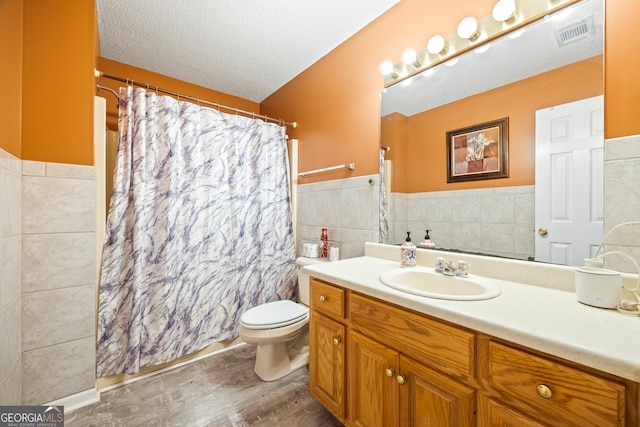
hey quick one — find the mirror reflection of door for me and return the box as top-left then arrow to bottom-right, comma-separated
535,95 -> 604,266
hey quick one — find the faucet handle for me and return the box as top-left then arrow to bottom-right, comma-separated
455,260 -> 469,277
435,257 -> 446,272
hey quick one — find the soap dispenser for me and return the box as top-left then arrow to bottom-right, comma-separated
420,230 -> 435,248
400,232 -> 417,267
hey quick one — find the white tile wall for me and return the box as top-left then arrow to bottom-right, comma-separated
23,233 -> 96,292
0,148 -> 22,405
22,337 -> 95,405
390,185 -> 535,260
297,175 -> 380,260
21,161 -> 97,404
604,134 -> 640,273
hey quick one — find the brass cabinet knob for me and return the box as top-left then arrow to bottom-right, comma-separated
319,295 -> 327,302
385,368 -> 395,378
538,227 -> 549,236
536,384 -> 553,399
396,375 -> 406,385
333,337 -> 341,346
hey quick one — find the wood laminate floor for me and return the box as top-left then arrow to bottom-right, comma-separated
66,344 -> 343,427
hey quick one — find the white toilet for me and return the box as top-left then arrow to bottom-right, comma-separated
239,257 -> 321,381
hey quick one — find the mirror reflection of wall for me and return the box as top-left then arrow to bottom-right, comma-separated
380,0 -> 603,263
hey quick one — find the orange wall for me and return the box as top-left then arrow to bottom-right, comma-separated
21,0 -> 96,165
5,0 -> 638,165
383,56 -> 603,193
604,0 -> 640,139
97,58 -> 260,131
0,0 -> 23,158
261,0 -> 498,183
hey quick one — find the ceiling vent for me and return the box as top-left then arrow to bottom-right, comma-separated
554,15 -> 595,47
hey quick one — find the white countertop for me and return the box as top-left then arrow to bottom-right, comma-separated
303,252 -> 640,382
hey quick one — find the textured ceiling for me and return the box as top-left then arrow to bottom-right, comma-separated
96,0 -> 399,103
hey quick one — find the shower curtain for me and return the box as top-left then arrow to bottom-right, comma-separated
379,148 -> 390,244
97,87 -> 297,377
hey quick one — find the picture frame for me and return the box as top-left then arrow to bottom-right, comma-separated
446,118 -> 509,183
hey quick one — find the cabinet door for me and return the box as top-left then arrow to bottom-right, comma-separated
478,394 -> 548,427
399,356 -> 476,427
350,331 -> 400,427
309,310 -> 346,420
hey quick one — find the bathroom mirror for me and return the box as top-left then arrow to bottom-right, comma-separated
380,0 -> 604,263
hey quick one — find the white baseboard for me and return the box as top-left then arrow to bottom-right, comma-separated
44,342 -> 247,413
45,387 -> 101,413
98,342 -> 248,393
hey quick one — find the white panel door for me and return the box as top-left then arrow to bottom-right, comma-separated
535,95 -> 604,266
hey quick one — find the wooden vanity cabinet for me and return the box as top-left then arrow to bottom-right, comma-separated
349,330 -> 475,427
308,277 -> 638,427
309,278 -> 347,422
477,337 -> 630,427
398,354 -> 476,427
349,331 -> 400,427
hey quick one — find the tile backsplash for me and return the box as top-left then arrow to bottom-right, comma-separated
390,186 -> 535,261
604,134 -> 640,273
21,160 -> 96,404
297,175 -> 381,260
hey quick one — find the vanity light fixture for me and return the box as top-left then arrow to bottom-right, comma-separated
457,17 -> 481,41
427,35 -> 449,55
492,0 -> 518,23
380,60 -> 400,78
402,49 -> 423,69
381,0 -> 574,87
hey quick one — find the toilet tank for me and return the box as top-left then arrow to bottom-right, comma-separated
295,257 -> 324,306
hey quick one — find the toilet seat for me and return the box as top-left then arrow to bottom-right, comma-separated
240,300 -> 309,330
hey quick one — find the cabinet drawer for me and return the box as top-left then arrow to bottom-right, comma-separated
477,394 -> 547,427
350,293 -> 475,377
310,278 -> 345,319
485,341 -> 625,427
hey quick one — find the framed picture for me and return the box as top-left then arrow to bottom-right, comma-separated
446,118 -> 509,183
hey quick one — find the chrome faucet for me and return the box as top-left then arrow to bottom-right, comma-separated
435,258 -> 469,277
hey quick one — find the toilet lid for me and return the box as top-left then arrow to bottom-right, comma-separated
241,300 -> 309,330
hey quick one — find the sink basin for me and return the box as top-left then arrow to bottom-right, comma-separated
379,267 -> 501,300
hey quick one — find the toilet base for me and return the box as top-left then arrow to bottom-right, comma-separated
253,333 -> 309,382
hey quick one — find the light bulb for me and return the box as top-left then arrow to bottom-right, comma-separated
402,49 -> 415,65
457,17 -> 480,41
380,61 -> 395,76
445,57 -> 459,67
402,49 -> 423,68
474,43 -> 491,54
427,35 -> 448,55
493,0 -> 517,22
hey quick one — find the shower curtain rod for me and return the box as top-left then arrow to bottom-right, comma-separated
95,69 -> 297,128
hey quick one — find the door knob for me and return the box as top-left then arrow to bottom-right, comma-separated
538,227 -> 549,236
333,337 -> 341,346
396,375 -> 406,385
385,368 -> 395,378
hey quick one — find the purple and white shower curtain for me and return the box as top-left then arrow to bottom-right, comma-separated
97,87 -> 297,376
